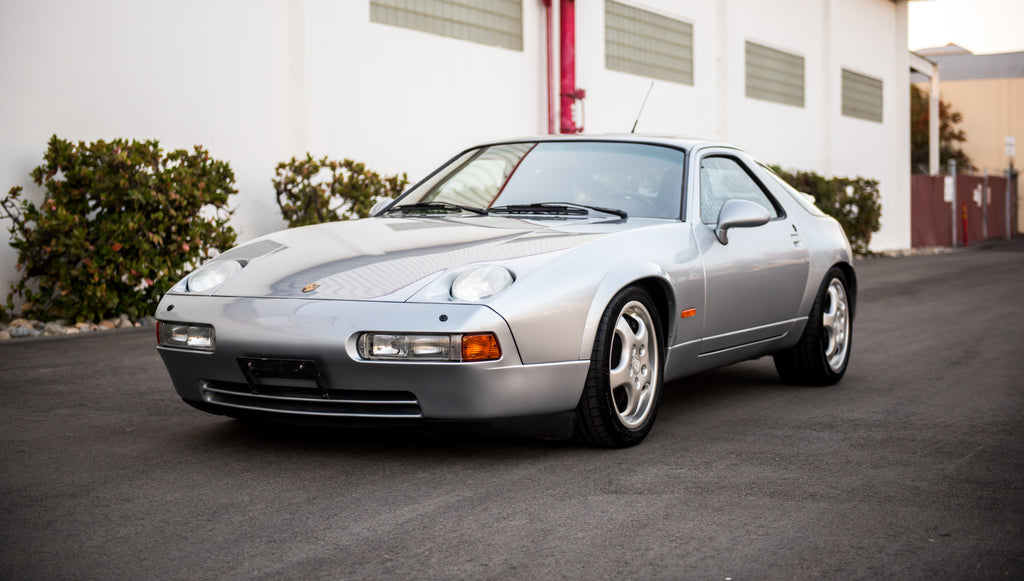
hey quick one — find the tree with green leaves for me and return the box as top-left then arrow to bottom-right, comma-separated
910,84 -> 975,174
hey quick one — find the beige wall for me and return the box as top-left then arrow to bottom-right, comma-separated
939,78 -> 1023,174
920,78 -> 1023,233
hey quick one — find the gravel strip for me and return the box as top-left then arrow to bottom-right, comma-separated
0,314 -> 158,341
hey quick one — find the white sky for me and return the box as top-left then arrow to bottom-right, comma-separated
909,0 -> 1024,54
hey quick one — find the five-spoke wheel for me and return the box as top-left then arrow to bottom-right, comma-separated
774,267 -> 853,386
607,301 -> 659,428
576,287 -> 664,447
821,277 -> 850,373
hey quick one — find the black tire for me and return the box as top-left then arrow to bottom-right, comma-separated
774,267 -> 852,386
575,287 -> 664,447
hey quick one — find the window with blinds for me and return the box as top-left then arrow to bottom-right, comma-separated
745,41 -> 804,107
841,69 -> 883,123
605,0 -> 693,85
370,0 -> 522,51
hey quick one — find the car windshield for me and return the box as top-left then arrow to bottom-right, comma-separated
393,141 -> 685,219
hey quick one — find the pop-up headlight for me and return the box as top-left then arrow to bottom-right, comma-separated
185,260 -> 244,293
171,240 -> 285,294
450,266 -> 514,301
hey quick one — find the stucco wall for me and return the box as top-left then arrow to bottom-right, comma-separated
937,78 -> 1023,174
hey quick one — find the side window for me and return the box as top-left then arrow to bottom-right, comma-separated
699,156 -> 781,224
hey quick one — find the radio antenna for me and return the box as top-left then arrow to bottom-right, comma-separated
630,82 -> 655,134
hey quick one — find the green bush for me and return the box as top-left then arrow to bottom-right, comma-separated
769,166 -> 881,255
1,135 -> 237,322
273,154 -> 408,227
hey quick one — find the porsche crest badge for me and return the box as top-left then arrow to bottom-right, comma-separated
301,283 -> 321,293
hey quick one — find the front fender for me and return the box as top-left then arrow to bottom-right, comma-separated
482,221 -> 699,366
577,262 -> 675,361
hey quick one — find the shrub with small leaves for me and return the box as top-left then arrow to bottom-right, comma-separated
769,166 -> 882,255
1,135 -> 237,322
274,154 -> 408,227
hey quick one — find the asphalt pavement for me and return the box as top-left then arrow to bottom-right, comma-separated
1,240 -> 1023,580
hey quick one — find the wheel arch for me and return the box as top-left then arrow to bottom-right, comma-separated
579,263 -> 676,361
833,261 -> 857,321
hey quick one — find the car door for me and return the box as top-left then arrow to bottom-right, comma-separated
693,149 -> 810,354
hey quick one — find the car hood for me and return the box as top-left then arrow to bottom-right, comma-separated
210,216 -> 624,301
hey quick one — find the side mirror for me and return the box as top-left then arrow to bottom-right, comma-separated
714,199 -> 770,244
369,197 -> 393,217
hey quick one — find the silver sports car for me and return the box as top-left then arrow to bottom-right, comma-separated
156,136 -> 855,447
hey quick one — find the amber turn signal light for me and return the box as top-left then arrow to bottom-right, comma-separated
461,333 -> 502,361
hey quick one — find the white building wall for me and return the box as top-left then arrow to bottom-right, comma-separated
0,0 -> 909,312
301,0 -> 547,178
0,0 -> 296,306
719,0 -> 828,172
580,0 -> 910,250
577,0 -> 718,138
830,0 -> 911,250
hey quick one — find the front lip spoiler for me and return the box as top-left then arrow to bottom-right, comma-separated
184,398 -> 577,440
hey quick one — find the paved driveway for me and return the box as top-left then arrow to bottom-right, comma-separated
2,241 -> 1023,579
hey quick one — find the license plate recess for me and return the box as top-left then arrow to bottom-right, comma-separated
237,357 -> 329,398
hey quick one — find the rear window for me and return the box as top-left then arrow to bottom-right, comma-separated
759,164 -> 828,217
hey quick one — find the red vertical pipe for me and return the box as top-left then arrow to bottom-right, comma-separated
543,0 -> 554,134
559,0 -> 577,133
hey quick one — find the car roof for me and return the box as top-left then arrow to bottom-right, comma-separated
472,133 -> 738,154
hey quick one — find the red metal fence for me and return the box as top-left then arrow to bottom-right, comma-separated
911,173 -> 1017,247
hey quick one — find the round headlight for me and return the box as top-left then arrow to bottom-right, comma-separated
186,260 -> 243,293
451,266 -> 514,301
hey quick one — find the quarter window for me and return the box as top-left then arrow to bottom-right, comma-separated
700,157 -> 780,224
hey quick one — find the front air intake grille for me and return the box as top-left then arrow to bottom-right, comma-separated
201,379 -> 422,419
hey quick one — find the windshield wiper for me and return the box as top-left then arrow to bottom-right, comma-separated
489,202 -> 627,219
383,202 -> 487,216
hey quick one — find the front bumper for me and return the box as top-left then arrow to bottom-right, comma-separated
156,295 -> 588,420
